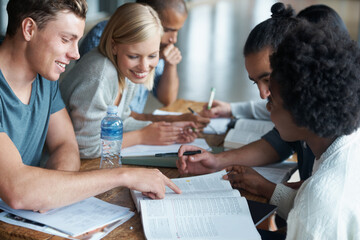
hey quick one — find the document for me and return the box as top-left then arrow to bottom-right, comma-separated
224,119 -> 274,149
131,170 -> 261,240
122,138 -> 211,157
0,197 -> 134,238
253,161 -> 298,184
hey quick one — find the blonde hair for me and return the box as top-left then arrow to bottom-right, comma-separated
98,3 -> 163,91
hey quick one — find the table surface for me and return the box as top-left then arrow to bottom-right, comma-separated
0,99 -> 269,240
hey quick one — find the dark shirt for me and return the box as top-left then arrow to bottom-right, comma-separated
262,128 -> 314,180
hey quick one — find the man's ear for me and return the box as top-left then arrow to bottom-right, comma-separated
22,17 -> 36,41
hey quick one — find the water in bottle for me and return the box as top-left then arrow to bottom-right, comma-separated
100,105 -> 123,168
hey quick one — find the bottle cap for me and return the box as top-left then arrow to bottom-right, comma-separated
107,105 -> 118,114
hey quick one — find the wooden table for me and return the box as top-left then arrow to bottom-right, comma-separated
0,99 -> 269,239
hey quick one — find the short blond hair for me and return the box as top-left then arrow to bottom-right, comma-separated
98,3 -> 163,91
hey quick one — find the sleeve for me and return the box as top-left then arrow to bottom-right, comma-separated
269,184 -> 298,220
79,20 -> 108,58
262,128 -> 294,161
67,63 -> 116,159
50,80 -> 65,114
230,100 -> 270,120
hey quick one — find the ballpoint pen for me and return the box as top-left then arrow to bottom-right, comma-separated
188,107 -> 219,135
155,150 -> 202,157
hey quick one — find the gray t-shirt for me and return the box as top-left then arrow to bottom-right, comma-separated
0,71 -> 65,166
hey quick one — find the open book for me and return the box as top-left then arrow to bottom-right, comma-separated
224,119 -> 274,149
131,170 -> 261,240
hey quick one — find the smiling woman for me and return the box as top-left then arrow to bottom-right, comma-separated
60,2 -> 202,159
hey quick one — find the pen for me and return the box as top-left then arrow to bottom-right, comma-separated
207,87 -> 216,110
155,150 -> 202,157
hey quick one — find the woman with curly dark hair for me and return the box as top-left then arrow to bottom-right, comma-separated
268,21 -> 360,238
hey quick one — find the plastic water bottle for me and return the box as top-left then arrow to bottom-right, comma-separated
100,105 -> 123,168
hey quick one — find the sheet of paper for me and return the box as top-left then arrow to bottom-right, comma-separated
0,197 -> 133,237
122,138 -> 211,157
253,161 -> 298,184
153,109 -> 231,135
140,197 -> 261,240
0,211 -> 134,240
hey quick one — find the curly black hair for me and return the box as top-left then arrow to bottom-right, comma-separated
270,21 -> 360,138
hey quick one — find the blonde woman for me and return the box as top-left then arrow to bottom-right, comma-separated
61,3 -> 201,159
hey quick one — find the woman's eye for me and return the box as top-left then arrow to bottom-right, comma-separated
128,55 -> 138,59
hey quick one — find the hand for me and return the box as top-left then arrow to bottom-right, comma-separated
171,121 -> 198,143
223,166 -> 276,200
176,145 -> 219,175
140,122 -> 184,145
161,44 -> 182,65
199,100 -> 232,118
124,168 -> 181,199
177,113 -> 210,129
284,180 -> 304,189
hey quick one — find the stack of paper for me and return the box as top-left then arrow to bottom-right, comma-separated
0,197 -> 134,239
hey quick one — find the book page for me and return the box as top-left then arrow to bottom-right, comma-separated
234,119 -> 274,133
122,138 -> 211,157
224,119 -> 274,149
140,197 -> 260,240
131,170 -> 236,211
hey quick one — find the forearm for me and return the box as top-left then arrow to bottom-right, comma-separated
215,139 -> 280,169
45,142 -> 80,171
131,112 -> 179,122
122,130 -> 144,148
155,64 -> 179,106
4,166 -> 127,211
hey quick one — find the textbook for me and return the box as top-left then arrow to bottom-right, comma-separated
131,170 -> 261,240
224,118 -> 274,149
0,197 -> 134,238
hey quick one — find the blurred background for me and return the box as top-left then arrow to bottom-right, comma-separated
0,0 -> 358,111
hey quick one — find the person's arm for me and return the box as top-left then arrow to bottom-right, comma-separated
130,112 -> 210,129
223,166 -> 276,199
44,108 -> 80,171
0,132 -> 180,211
177,138 -> 280,175
155,44 -> 182,106
121,121 -> 197,148
199,99 -> 232,118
